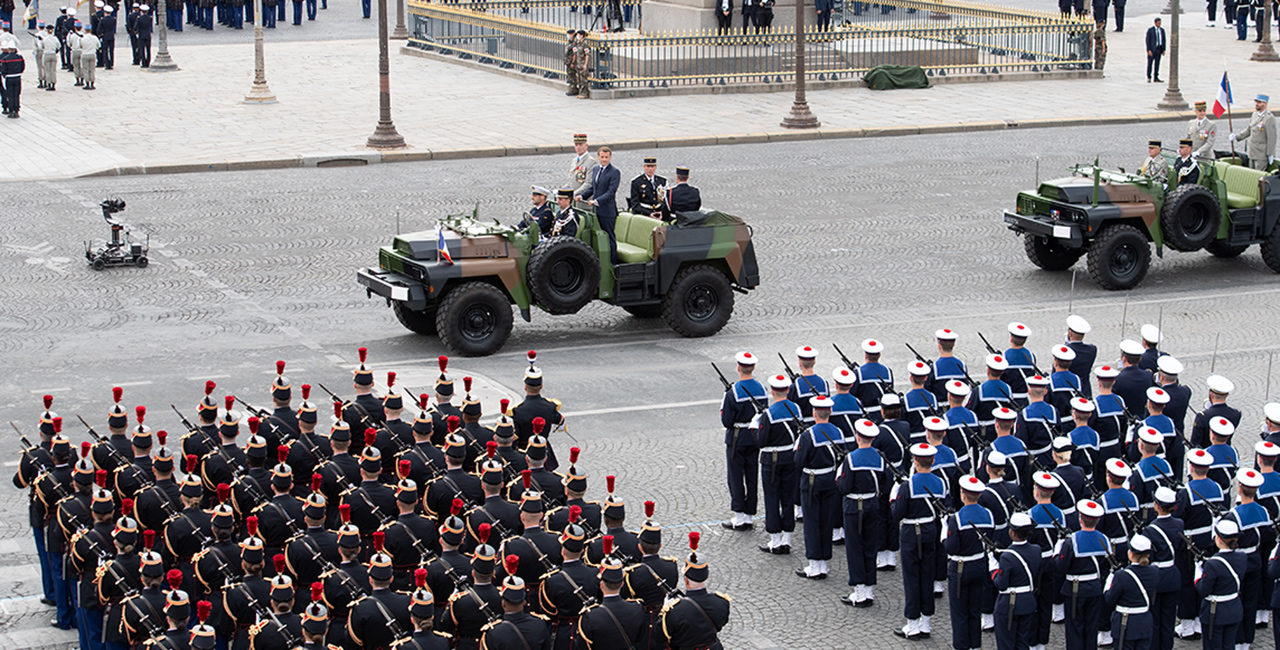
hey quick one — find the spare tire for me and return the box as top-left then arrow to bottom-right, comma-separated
526,236 -> 600,315
1160,184 -> 1220,252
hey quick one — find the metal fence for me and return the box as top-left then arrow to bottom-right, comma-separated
406,0 -> 1093,90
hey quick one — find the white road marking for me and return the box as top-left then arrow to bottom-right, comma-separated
561,398 -> 721,418
28,387 -> 71,394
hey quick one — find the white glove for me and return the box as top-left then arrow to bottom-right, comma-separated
988,554 -> 1000,573
1194,561 -> 1204,582
1054,538 -> 1066,555
1269,156 -> 1275,164
1104,573 -> 1115,591
941,519 -> 951,540
1229,133 -> 1238,143
889,481 -> 903,501
1271,543 -> 1278,562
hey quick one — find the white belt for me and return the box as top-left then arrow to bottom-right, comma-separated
1115,605 -> 1148,615
902,516 -> 935,525
1099,439 -> 1119,448
1028,444 -> 1051,455
1185,525 -> 1212,537
803,466 -> 836,476
760,445 -> 792,453
1109,536 -> 1127,544
949,553 -> 985,563
864,406 -> 882,413
1237,546 -> 1258,554
846,492 -> 877,500
1060,507 -> 1077,516
1153,560 -> 1174,568
731,423 -> 752,429
1001,586 -> 1033,595
1066,573 -> 1099,582
1205,593 -> 1238,603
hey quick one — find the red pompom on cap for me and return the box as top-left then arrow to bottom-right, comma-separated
478,522 -> 491,544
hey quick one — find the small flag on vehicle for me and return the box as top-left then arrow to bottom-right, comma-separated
436,227 -> 454,265
1213,71 -> 1231,119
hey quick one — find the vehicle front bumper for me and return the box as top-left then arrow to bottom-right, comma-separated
1002,211 -> 1085,248
357,267 -> 428,310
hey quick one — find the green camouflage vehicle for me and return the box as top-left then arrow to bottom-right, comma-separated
357,204 -> 760,355
1004,155 -> 1280,289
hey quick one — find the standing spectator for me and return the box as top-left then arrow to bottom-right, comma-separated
55,7 -> 72,70
1145,17 -> 1164,83
1236,0 -> 1250,39
1226,0 -> 1236,26
1112,0 -> 1125,30
0,37 -> 24,119
262,0 -> 276,27
40,22 -> 58,89
1253,0 -> 1265,41
815,0 -> 832,28
1091,0 -> 1109,22
0,0 -> 12,33
741,0 -> 755,34
290,0 -> 301,24
135,4 -> 150,67
1208,0 -> 1218,26
167,0 -> 183,30
715,0 -> 731,35
78,27 -> 98,89
1059,0 -> 1072,18
756,0 -> 773,32
305,0 -> 315,21
126,3 -> 139,61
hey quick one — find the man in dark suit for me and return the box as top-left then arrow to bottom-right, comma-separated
1145,17 -> 1164,82
715,0 -> 731,34
627,156 -> 666,219
580,145 -> 620,264
667,166 -> 702,213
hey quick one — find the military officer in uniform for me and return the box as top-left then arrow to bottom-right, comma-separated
518,186 -> 555,236
467,449 -> 522,548
1190,374 -> 1241,449
545,189 -> 579,240
428,356 -> 461,445
621,501 -> 679,646
586,478 -> 639,564
665,166 -> 702,213
578,553 -> 645,648
660,532 -> 730,650
1230,94 -> 1277,170
347,539 -> 412,648
1173,139 -> 1201,186
1114,339 -> 1155,418
1142,486 -> 1184,650
627,156 -> 667,219
449,528 -> 503,649
512,354 -> 565,469
568,133 -> 597,198
1103,534 -> 1159,650
1198,519 -> 1247,648
405,568 -> 451,650
1140,140 -> 1169,183
838,418 -> 887,607
479,556 -> 551,650
892,443 -> 948,639
1063,315 -> 1097,398
993,512 -> 1042,650
794,395 -> 843,580
381,466 -> 436,588
537,509 -> 598,648
545,447 -> 598,538
1055,498 -> 1111,649
1186,101 -> 1217,160
943,475 -> 995,650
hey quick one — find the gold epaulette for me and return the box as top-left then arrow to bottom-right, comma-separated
448,590 -> 466,603
433,630 -> 453,639
95,564 -> 109,581
715,591 -> 732,603
479,619 -> 499,632
248,620 -> 267,637
659,597 -> 680,616
529,611 -> 550,622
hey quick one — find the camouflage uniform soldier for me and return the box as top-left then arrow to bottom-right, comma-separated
563,29 -> 578,96
1139,140 -> 1168,183
571,30 -> 589,98
1093,19 -> 1106,70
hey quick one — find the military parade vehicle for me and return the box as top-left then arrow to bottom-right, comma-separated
1003,156 -> 1280,289
357,203 -> 760,356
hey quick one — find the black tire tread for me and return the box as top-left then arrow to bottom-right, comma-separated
661,264 -> 735,338
1205,240 -> 1249,259
1159,184 -> 1221,252
1086,224 -> 1151,290
393,301 -> 437,336
1262,227 -> 1280,273
434,282 -> 514,356
1023,234 -> 1083,271
526,236 -> 601,316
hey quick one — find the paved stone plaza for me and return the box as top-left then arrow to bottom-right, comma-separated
2,124 -> 1279,647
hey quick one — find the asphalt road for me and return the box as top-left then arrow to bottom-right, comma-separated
2,123 -> 1278,648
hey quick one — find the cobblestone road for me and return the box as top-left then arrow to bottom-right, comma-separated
0,124 -> 1277,648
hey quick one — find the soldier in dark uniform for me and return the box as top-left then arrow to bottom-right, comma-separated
189,600 -> 218,649
992,513 -> 1043,650
1001,322 -> 1036,406
222,527 -> 271,649
54,445 -> 96,636
165,466 -> 214,592
491,404 -> 527,476
578,553 -> 645,648
537,511 -> 599,648
719,351 -> 762,532
1048,345 -> 1083,428
249,572 -> 303,650
972,355 -> 1014,440
299,584 -> 331,650
510,432 -> 565,507
381,467 -> 436,589
1027,472 -> 1068,648
757,373 -> 799,555
402,394 -> 447,491
426,357 -> 462,446
36,431 -> 75,630
342,431 -> 396,546
512,354 -> 565,471
460,382 -> 494,463
253,361 -> 295,450
1173,139 -> 1201,185
320,515 -> 365,646
114,407 -> 155,500
621,501 -> 678,646
1190,374 -> 1241,450
257,453 -> 305,571
586,478 -> 639,565
660,533 -> 729,649
317,410 -> 359,514
1064,315 -> 1097,397
1114,340 -> 1155,417
135,432 -> 181,533
200,397 -> 247,493
93,387 -> 132,474
134,4 -> 151,66
427,502 -> 472,629
405,568 -> 451,649
121,540 -> 169,645
99,503 -> 143,650
943,475 -> 995,650
545,450 -> 598,540
498,488 -> 562,604
424,433 -> 483,523
665,166 -> 701,213
891,443 -> 948,639
467,452 -> 522,550
480,556 -> 551,650
183,381 -> 220,471
1055,499 -> 1111,650
1137,324 -> 1165,374
286,483 -> 340,599
347,540 -> 412,648
450,535 -> 503,650
1103,534 -> 1160,650
286,385 -> 329,492
377,372 -> 411,469
1141,486 -> 1184,650
838,418 -> 887,607
794,395 -> 842,580
341,348 -> 385,453
1154,356 -> 1190,444
627,156 -> 667,219
70,485 -> 117,648
233,426 -> 271,514
1199,519 -> 1247,649
153,570 -> 191,649
518,186 -> 555,235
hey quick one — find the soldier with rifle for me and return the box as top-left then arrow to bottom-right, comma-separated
1219,468 -> 1271,649
320,511 -> 367,646
716,352 -> 763,533
112,406 -> 154,500
837,418 -> 888,608
404,568 -> 451,649
232,426 -> 272,516
1026,472 -> 1068,649
1092,365 -> 1130,470
380,466 -> 437,589
467,449 -> 523,551
342,429 -> 396,547
425,431 -> 483,523
508,424 -> 563,507
942,380 -> 981,473
890,442 -> 948,639
920,328 -> 970,403
449,529 -> 504,650
249,571 -> 304,650
12,397 -> 58,611
93,387 -> 133,474
427,356 -> 462,446
537,508 -> 599,649
253,360 -> 299,452
943,475 -> 996,650
586,476 -> 639,565
183,381 -> 221,470
1142,486 -> 1186,648
149,570 -> 193,649
286,476 -> 341,597
197,397 -> 247,493
257,447 -> 305,572
98,500 -> 143,650
315,406 -> 359,518
1017,375 -> 1059,478
134,431 -> 181,534
620,501 -> 679,646
284,384 -> 329,492
544,447 -> 596,538
512,352 -> 566,471
659,533 -> 730,650
903,360 -> 940,440
401,394 -> 447,491
222,523 -> 273,648
333,348 -> 385,455
999,323 -> 1038,405
347,534 -> 412,648
1053,498 -> 1113,650
120,534 -> 169,646
972,354 -> 1014,439
577,550 -> 646,648
794,395 -> 843,580
498,482 -> 563,608
756,373 -> 801,556
480,555 -> 552,650
70,482 -> 117,649
426,500 -> 473,629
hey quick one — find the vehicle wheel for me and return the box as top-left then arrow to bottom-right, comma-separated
1261,225 -> 1280,273
92,257 -> 105,271
526,236 -> 601,315
393,301 -> 437,336
135,256 -> 149,268
435,282 -> 514,356
1159,184 -> 1220,252
662,264 -> 734,338
1086,225 -> 1151,290
622,303 -> 663,318
1023,234 -> 1083,271
1205,240 -> 1249,259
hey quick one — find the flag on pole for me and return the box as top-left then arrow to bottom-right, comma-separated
436,227 -> 454,265
1213,71 -> 1232,119
22,0 -> 37,23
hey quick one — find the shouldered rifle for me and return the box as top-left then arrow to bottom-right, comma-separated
778,353 -> 823,399
978,332 -> 1001,356
712,363 -> 766,415
833,344 -> 861,372
78,415 -> 150,484
918,479 -> 955,522
235,397 -> 300,446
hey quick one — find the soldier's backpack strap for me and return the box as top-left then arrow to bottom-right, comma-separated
501,620 -> 534,650
680,595 -> 723,634
596,602 -> 637,650
266,413 -> 300,441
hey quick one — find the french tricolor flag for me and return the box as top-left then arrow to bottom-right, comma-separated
436,227 -> 454,265
1213,71 -> 1232,119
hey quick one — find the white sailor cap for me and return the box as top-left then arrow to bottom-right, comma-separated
1129,534 -> 1152,553
1094,365 -> 1120,379
934,328 -> 957,341
1188,448 -> 1213,467
908,360 -> 931,377
986,450 -> 1008,466
854,419 -> 878,439
1106,458 -> 1132,478
960,474 -> 985,493
1237,468 -> 1264,488
1156,355 -> 1183,375
1206,375 -> 1234,395
1077,499 -> 1104,518
67,8 -> 76,14
1140,324 -> 1161,345
795,345 -> 817,360
993,407 -> 1017,422
1025,375 -> 1050,388
911,443 -> 937,458
1137,426 -> 1164,445
1215,519 -> 1240,538
986,354 -> 1008,371
767,374 -> 790,391
530,185 -> 551,196
1146,386 -> 1170,405
1009,512 -> 1034,529
1071,397 -> 1094,413
1154,487 -> 1178,505
139,3 -> 149,9
810,395 -> 834,410
1265,402 -> 1280,424
94,0 -> 103,6
1008,322 -> 1031,338
1032,472 -> 1060,490
832,367 -> 855,386
1051,345 -> 1076,362
922,416 -> 947,433
880,393 -> 901,407
1255,440 -> 1280,458
103,5 -> 113,11
1066,314 -> 1091,335
861,338 -> 884,354
1208,416 -> 1235,438
1051,436 -> 1073,452
1119,339 -> 1144,356
734,351 -> 757,366
945,380 -> 971,398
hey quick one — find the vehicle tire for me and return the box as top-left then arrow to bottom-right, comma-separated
1159,184 -> 1221,252
662,264 -> 734,338
1205,240 -> 1249,259
621,304 -> 663,318
435,282 -> 514,357
135,256 -> 149,268
393,301 -> 437,336
1086,225 -> 1151,290
1261,226 -> 1280,273
1023,234 -> 1083,271
92,257 -> 105,271
526,236 -> 600,315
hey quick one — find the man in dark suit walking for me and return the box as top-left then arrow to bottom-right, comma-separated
1145,17 -> 1165,82
581,145 -> 620,265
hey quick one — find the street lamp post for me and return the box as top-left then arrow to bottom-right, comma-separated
781,0 -> 819,128
391,0 -> 408,39
366,0 -> 406,148
1251,0 -> 1279,61
244,0 -> 277,103
148,0 -> 179,70
1156,0 -> 1186,111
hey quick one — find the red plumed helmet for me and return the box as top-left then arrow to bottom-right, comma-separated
197,600 -> 212,623
135,405 -> 146,423
499,398 -> 510,413
167,569 -> 183,590
527,350 -> 536,363
387,371 -> 396,388
121,497 -> 134,517
333,402 -> 343,420
569,504 -> 581,523
602,535 -> 614,557
364,428 -> 377,447
419,393 -> 430,411
96,469 -> 107,488
486,440 -> 497,458
277,445 -> 289,464
569,447 -> 580,464
399,459 -> 411,479
42,394 -> 53,409
224,395 -> 235,412
438,355 -> 448,372
204,381 -> 216,396
143,529 -> 155,549
311,582 -> 324,602
463,376 -> 472,393
644,500 -> 655,519
53,417 -> 62,433
451,498 -> 464,516
276,360 -> 286,375
217,483 -> 230,504
156,430 -> 167,447
80,441 -> 92,459
606,475 -> 616,494
274,554 -> 286,574
248,417 -> 260,435
521,469 -> 532,489
358,347 -> 368,363
689,531 -> 700,551
373,531 -> 385,552
446,415 -> 460,432
112,386 -> 123,402
301,384 -> 311,400
478,522 -> 491,544
185,455 -> 198,474
246,515 -> 259,537
531,417 -> 545,435
504,554 -> 519,576
414,568 -> 427,589
339,504 -> 351,523
311,473 -> 323,492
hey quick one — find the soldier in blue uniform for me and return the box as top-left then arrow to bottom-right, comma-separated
891,443 -> 947,639
1064,316 -> 1097,398
828,367 -> 864,440
1002,322 -> 1037,406
929,328 -> 970,403
1223,468 -> 1269,649
1143,487 -> 1185,650
1179,449 -> 1225,638
981,450 -> 1025,546
1049,345 -> 1083,429
1154,356 -> 1190,441
1028,471 -> 1068,648
874,395 -> 909,573
904,360 -> 939,440
1055,498 -> 1111,649
838,418 -> 887,607
922,416 -> 961,508
1132,427 -> 1172,515
1263,403 -> 1280,446
1092,365 -> 1128,469
1197,520 -> 1247,650
1017,375 -> 1058,478
1114,340 -> 1155,417
794,395 -> 842,580
1137,324 -> 1166,373
1066,398 -> 1101,486
757,373 -> 799,556
944,474 -> 995,650
972,354 -> 1014,439
719,351 -> 761,532
1190,374 -> 1241,450
993,512 -> 1042,650
518,186 -> 554,236
1104,534 -> 1159,649
942,380 -> 980,473
134,4 -> 151,66
1049,438 -> 1088,527
854,338 -> 893,416
983,407 -> 1030,490
1097,459 -> 1140,569
1204,417 -> 1239,493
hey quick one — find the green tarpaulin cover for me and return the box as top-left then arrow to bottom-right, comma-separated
864,65 -> 930,90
